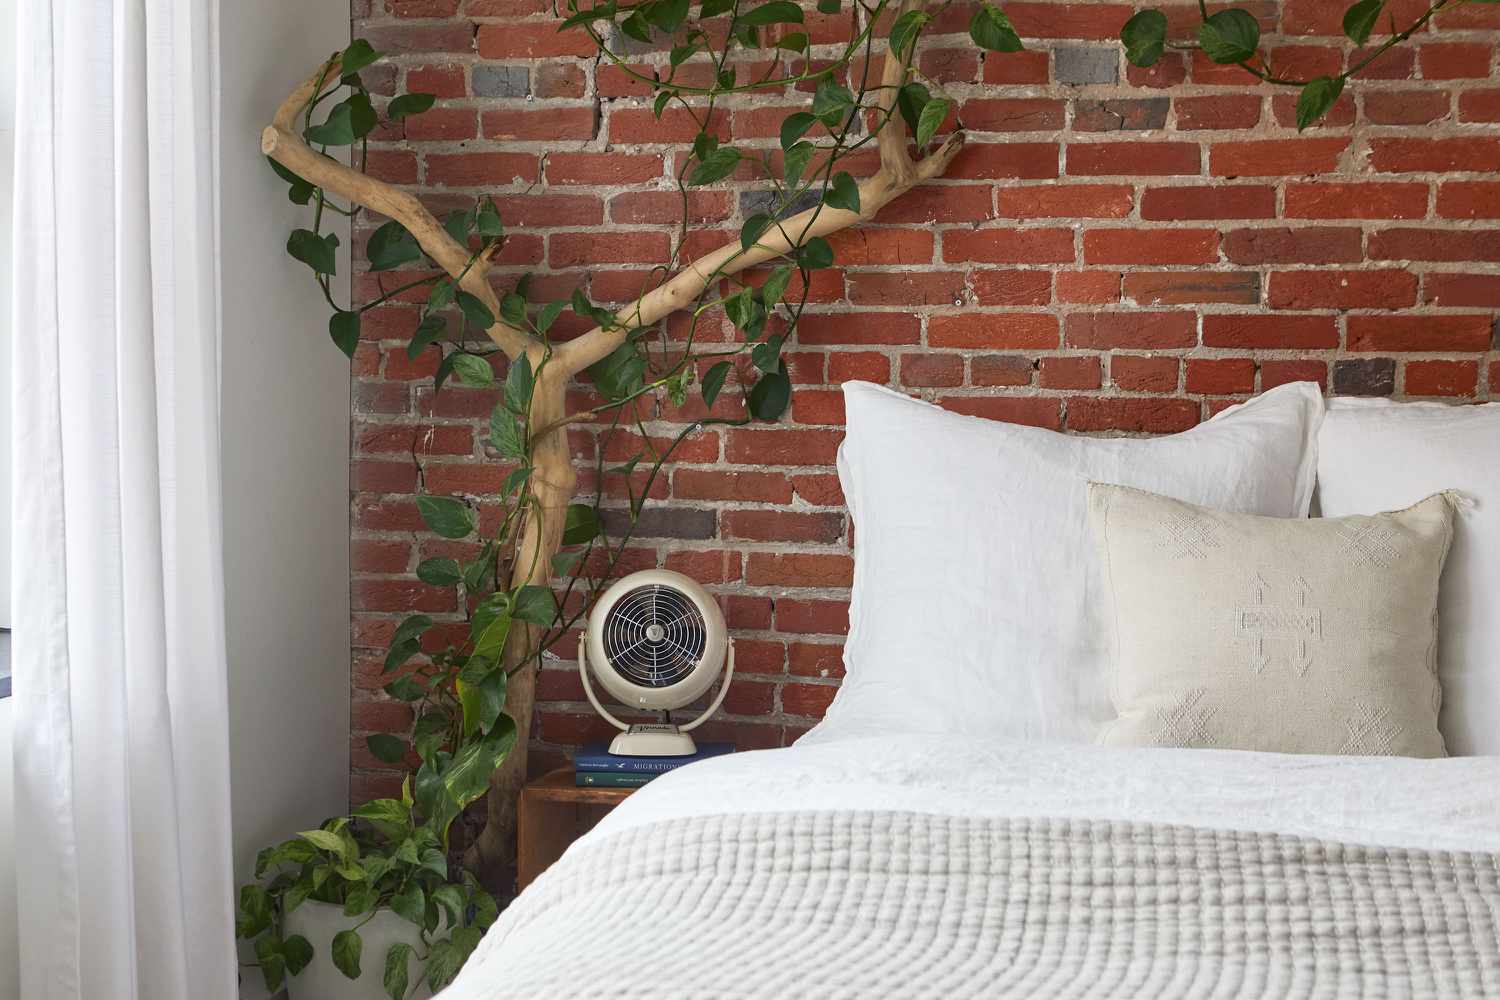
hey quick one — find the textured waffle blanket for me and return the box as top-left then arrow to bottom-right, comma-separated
443,810 -> 1500,999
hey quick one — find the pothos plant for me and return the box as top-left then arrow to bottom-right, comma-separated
256,0 -> 1461,905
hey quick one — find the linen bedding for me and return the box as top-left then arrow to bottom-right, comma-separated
441,736 -> 1500,999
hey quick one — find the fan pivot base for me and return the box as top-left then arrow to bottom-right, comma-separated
609,724 -> 697,757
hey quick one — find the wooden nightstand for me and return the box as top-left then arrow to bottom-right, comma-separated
517,767 -> 637,890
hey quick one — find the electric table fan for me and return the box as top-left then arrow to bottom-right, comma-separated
578,569 -> 735,756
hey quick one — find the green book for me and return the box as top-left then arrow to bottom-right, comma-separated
575,771 -> 655,788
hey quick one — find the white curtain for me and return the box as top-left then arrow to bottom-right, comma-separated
10,0 -> 237,997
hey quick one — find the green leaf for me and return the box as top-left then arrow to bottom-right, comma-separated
254,933 -> 287,992
1296,75 -> 1345,131
417,496 -> 476,539
969,3 -> 1023,52
1342,0 -> 1384,45
340,39 -> 383,76
761,265 -> 793,310
304,102 -> 356,145
297,828 -> 350,858
236,884 -> 272,938
701,0 -> 734,15
896,81 -> 931,136
505,354 -> 534,414
1120,9 -> 1168,67
367,733 -> 408,764
535,300 -> 566,334
812,77 -> 855,127
463,542 -> 495,591
367,220 -> 422,271
512,585 -> 558,627
551,548 -> 587,575
443,209 -> 474,245
489,403 -> 526,460
700,362 -> 733,408
783,141 -> 814,187
267,156 -> 315,205
344,93 -> 378,139
383,942 -> 414,1000
823,171 -> 860,213
498,293 -> 526,330
476,197 -> 504,238
342,881 -> 379,917
816,0 -> 838,10
407,315 -> 445,361
586,342 -> 647,400
384,637 -> 421,673
774,31 -> 808,52
915,98 -> 950,150
741,0 -> 804,24
741,213 -> 774,251
287,229 -> 338,275
621,9 -> 652,42
1198,8 -> 1260,64
797,236 -> 834,270
443,720 -> 518,810
430,885 -> 466,927
383,674 -> 426,702
392,614 -> 433,648
648,0 -> 692,31
470,602 -> 512,660
329,311 -> 360,359
451,352 -> 495,388
561,1 -> 619,28
751,333 -> 783,374
390,882 -> 426,926
283,935 -> 314,976
687,146 -> 742,186
457,290 -> 495,332
425,939 -> 462,993
562,503 -> 601,545
748,367 -> 791,421
417,556 -> 462,586
889,8 -> 929,59
387,92 -> 437,121
332,929 -> 363,980
724,287 -> 762,333
779,111 -> 816,150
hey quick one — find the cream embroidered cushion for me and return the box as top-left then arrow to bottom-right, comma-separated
1089,484 -> 1456,758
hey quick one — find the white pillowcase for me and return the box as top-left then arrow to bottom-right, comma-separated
1317,399 -> 1500,757
802,381 -> 1325,746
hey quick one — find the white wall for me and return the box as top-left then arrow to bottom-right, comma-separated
218,4 -> 351,996
1,0 -> 19,994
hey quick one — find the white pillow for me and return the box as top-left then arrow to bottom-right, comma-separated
802,381 -> 1325,746
1316,399 -> 1500,757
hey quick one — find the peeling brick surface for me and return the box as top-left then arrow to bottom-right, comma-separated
345,0 -> 1500,799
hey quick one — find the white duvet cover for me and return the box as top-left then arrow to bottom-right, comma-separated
596,735 -> 1500,854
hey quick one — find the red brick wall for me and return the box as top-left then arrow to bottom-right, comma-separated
345,0 -> 1499,802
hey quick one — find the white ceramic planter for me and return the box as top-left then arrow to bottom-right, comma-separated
283,900 -> 435,1000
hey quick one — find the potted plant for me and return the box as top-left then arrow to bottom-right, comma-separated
237,601 -> 522,998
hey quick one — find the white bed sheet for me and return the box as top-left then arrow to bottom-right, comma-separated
592,735 -> 1500,854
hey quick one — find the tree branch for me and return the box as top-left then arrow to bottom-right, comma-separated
261,57 -> 533,361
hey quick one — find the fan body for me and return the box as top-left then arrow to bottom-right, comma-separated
579,569 -> 734,756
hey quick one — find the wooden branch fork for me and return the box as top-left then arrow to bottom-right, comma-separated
261,5 -> 963,884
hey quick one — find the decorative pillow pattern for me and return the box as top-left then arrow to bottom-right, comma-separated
1089,483 -> 1456,758
1317,399 -> 1500,757
802,381 -> 1325,747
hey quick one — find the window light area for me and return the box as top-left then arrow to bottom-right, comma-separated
0,0 -> 13,701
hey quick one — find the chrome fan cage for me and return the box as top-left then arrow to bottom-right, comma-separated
585,569 -> 727,711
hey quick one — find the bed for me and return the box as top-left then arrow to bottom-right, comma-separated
441,735 -> 1500,998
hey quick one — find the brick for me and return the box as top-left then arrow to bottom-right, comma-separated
725,429 -> 843,465
1436,182 -> 1500,220
1268,269 -> 1418,310
1369,138 -> 1500,173
549,231 -> 671,266
1332,358 -> 1396,397
971,354 -> 1035,387
472,65 -> 530,98
1348,315 -> 1494,352
671,469 -> 792,504
1419,42 -> 1492,79
482,106 -> 596,141
948,142 -> 1060,180
1056,270 -> 1121,303
930,313 -> 1060,349
544,152 -> 662,185
1270,92 -> 1356,130
899,353 -> 965,387
971,270 -> 1052,306
1202,314 -> 1339,349
1424,273 -> 1500,307
662,550 -> 742,584
599,505 -> 716,539
942,228 -> 1075,264
1083,229 -> 1220,265
1005,3 -> 1134,39
1282,182 -> 1429,220
826,351 -> 890,383
1222,227 -> 1362,264
1124,271 -> 1260,306
1111,355 -> 1179,393
1364,90 -> 1452,126
961,98 -> 1066,132
1066,312 -> 1196,350
996,184 -> 1133,219
1186,358 -> 1256,395
872,185 -> 994,224
1054,46 -> 1118,84
1460,88 -> 1500,123
1140,185 -> 1276,220
982,49 -> 1051,85
476,22 -> 597,58
849,272 -> 966,307
1067,141 -> 1200,176
1072,98 -> 1169,131
790,388 -> 845,426
938,395 -> 1062,429
1066,396 -> 1199,433
722,510 -> 845,543
826,228 -> 935,265
1405,360 -> 1479,397
1210,139 -> 1351,177
610,191 -> 731,224
1261,360 -> 1328,390
425,152 -> 540,187
797,313 -> 920,345
1173,94 -> 1262,130
1368,228 -> 1500,262
745,552 -> 854,589
1039,356 -> 1102,390
1284,0 -> 1432,35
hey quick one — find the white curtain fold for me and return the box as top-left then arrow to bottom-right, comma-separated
10,1 -> 236,998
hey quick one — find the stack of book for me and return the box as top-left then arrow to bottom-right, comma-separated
574,741 -> 734,787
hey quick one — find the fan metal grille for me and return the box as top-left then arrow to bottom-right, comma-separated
601,584 -> 707,688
